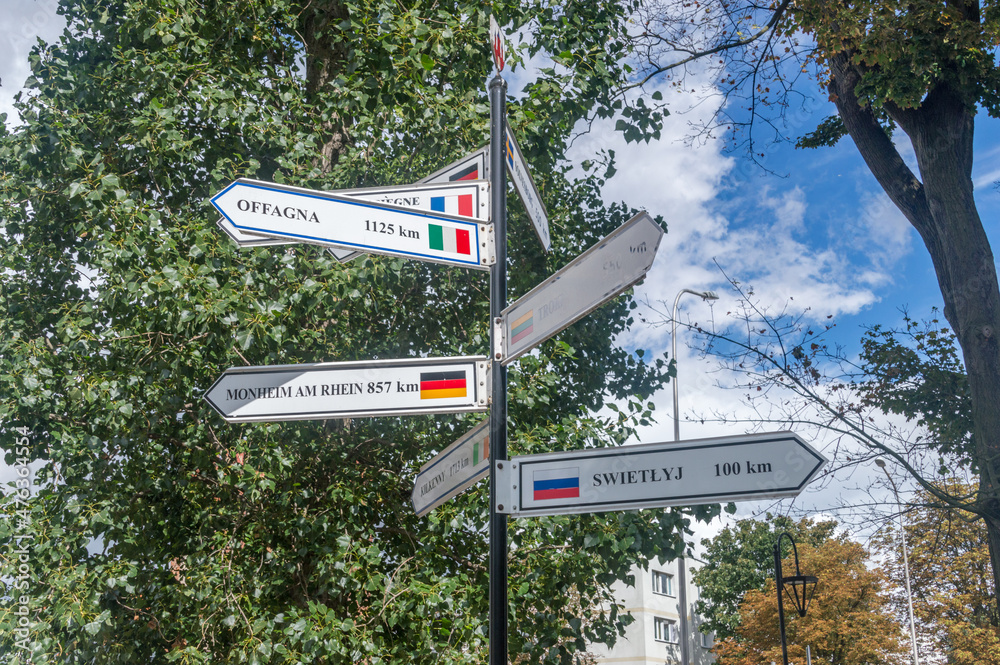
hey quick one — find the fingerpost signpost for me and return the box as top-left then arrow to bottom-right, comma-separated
205,17 -> 826,664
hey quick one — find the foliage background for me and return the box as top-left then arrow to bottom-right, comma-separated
0,1 -> 714,663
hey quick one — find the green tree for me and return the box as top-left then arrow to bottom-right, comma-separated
876,480 -> 1000,665
693,515 -> 836,640
714,537 -> 908,665
859,310 -> 974,467
627,0 -> 1000,604
0,1 -> 709,663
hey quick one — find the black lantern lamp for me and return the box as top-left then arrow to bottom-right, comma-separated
774,532 -> 818,665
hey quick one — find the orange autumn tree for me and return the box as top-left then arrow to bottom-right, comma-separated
714,537 -> 908,665
876,480 -> 1000,665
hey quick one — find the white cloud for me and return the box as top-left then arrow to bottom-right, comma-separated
976,167 -> 1000,190
0,0 -> 64,126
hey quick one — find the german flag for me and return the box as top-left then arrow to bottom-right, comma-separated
420,371 -> 467,400
449,163 -> 479,181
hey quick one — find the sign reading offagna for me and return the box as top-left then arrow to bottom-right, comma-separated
211,178 -> 495,270
205,356 -> 490,423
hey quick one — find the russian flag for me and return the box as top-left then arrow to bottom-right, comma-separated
430,194 -> 474,218
533,467 -> 580,501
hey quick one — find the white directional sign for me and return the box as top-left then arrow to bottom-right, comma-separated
504,126 -> 551,251
211,179 -> 494,270
217,180 -> 489,262
419,147 -> 489,185
494,431 -> 827,518
217,218 -> 362,262
501,211 -> 663,364
205,356 -> 490,423
411,420 -> 490,517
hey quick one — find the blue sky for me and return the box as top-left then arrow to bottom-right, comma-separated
3,1 -> 998,546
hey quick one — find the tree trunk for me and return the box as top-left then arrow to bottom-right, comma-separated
300,1 -> 351,173
828,52 -> 1000,617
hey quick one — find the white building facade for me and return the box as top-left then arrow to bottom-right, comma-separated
590,557 -> 716,665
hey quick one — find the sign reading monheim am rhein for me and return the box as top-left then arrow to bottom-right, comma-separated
205,357 -> 490,423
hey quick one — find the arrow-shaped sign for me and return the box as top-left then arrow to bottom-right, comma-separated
419,147 -> 489,185
422,134 -> 550,252
411,419 -> 490,517
504,125 -> 551,251
501,211 -> 662,364
494,431 -> 827,518
217,180 -> 489,262
205,356 -> 490,423
211,179 -> 494,270
217,218 -> 363,262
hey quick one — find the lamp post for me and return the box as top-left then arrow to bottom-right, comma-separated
875,458 -> 919,665
671,288 -> 719,442
668,288 -> 717,665
774,532 -> 818,665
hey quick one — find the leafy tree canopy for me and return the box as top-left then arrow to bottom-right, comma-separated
876,480 -> 1000,664
714,536 -> 909,665
859,311 -> 974,468
0,1 -> 706,663
693,514 -> 836,641
629,0 -> 1000,613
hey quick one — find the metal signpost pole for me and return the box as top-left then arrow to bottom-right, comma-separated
488,73 -> 508,665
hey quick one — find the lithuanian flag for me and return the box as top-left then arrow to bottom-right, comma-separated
419,371 -> 467,400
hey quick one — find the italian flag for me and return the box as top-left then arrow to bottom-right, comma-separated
472,436 -> 490,466
430,194 -> 474,217
419,371 -> 468,400
428,224 -> 472,255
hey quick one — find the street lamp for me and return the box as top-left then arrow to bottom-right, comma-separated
774,532 -> 818,665
671,288 -> 719,441
667,289 -> 718,665
875,458 -> 920,665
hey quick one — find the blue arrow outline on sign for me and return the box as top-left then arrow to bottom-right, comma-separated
212,179 -> 491,270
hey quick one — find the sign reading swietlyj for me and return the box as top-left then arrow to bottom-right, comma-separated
211,178 -> 495,270
494,431 -> 827,518
501,211 -> 663,364
205,356 -> 490,423
411,419 -> 491,517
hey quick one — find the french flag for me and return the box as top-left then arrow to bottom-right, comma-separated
533,468 -> 580,501
431,194 -> 474,218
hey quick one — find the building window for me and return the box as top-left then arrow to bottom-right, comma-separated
654,617 -> 678,643
700,630 -> 714,648
652,570 -> 674,596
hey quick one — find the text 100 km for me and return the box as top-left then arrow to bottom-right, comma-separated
715,461 -> 773,476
